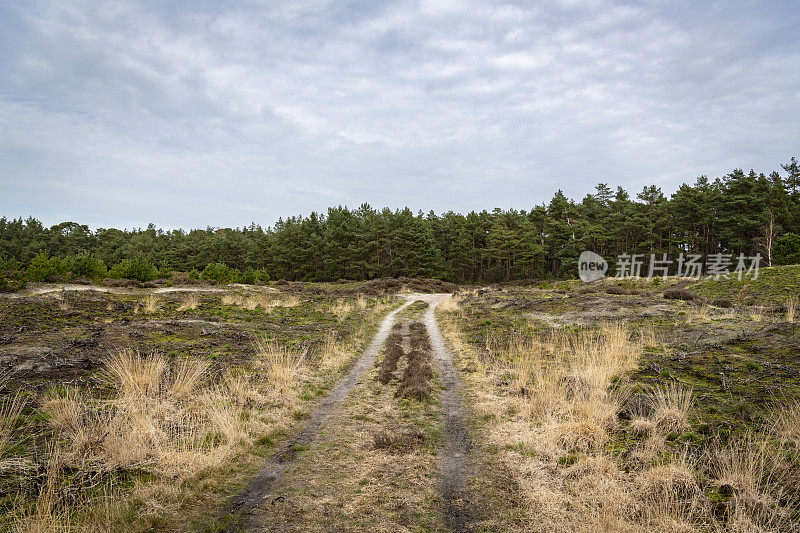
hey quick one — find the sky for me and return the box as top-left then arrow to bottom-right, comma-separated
1,0 -> 799,230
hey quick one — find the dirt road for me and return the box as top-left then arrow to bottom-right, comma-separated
421,294 -> 475,531
225,298 -> 414,529
226,293 -> 476,531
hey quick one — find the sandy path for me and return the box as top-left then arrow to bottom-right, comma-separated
421,294 -> 475,531
225,298 -> 414,530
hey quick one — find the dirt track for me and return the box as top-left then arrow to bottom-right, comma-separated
226,293 -> 477,531
225,298 -> 414,530
422,294 -> 475,531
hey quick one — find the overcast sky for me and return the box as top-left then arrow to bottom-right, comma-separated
1,0 -> 798,230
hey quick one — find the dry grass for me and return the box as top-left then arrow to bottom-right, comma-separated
786,297 -> 797,323
3,294 -> 397,531
177,292 -> 200,311
0,392 -> 24,460
749,305 -> 764,322
652,383 -> 693,434
331,299 -> 354,320
772,398 -> 800,446
437,294 -> 462,313
139,295 -> 161,315
253,339 -> 305,392
706,435 -> 793,531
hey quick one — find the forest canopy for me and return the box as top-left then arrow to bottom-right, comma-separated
2,158 -> 800,285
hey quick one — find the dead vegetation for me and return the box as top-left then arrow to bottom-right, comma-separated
438,286 -> 800,532
372,427 -> 426,454
0,287 -> 398,531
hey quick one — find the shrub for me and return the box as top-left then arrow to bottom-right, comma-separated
201,263 -> 239,284
188,268 -> 201,280
774,233 -> 800,265
25,253 -> 68,282
239,268 -> 271,285
156,265 -> 173,279
66,252 -> 107,281
0,257 -> 26,292
108,256 -> 158,282
663,288 -> 702,301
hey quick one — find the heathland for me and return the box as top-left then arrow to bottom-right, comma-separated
0,267 -> 798,531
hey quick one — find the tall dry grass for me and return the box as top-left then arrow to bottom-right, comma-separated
437,294 -> 462,313
253,340 -> 305,391
331,299 -> 354,320
6,295 -> 399,531
786,297 -> 797,323
652,383 -> 693,434
749,306 -> 765,322
0,392 -> 24,460
137,295 -> 161,315
177,293 -> 200,311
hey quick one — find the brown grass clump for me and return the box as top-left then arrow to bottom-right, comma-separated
221,294 -> 238,306
331,299 -> 354,320
177,292 -> 200,311
557,420 -> 608,451
627,417 -> 656,438
637,463 -> 700,502
749,306 -> 765,322
437,295 -> 462,312
786,297 -> 797,323
104,349 -> 168,398
772,399 -> 800,446
706,435 -> 793,531
652,383 -> 693,434
140,294 -> 161,314
372,428 -> 425,453
253,339 -> 305,392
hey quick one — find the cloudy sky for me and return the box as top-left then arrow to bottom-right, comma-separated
1,0 -> 798,229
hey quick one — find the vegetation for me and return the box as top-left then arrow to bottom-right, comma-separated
2,158 -> 799,284
437,279 -> 800,531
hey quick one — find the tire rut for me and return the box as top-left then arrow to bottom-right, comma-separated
423,295 -> 476,532
223,299 -> 413,531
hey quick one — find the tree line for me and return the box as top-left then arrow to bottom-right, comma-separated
2,158 -> 800,286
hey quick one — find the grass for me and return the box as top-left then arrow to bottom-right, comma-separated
787,296 -> 797,323
177,292 -> 200,311
252,339 -> 306,392
0,287 -> 401,531
691,264 -> 800,306
437,281 -> 800,532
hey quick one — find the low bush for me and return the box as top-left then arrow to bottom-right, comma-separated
25,253 -> 69,282
201,262 -> 240,284
663,288 -> 702,301
66,252 -> 107,281
239,268 -> 271,285
108,256 -> 159,282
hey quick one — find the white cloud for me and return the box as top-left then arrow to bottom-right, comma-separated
0,0 -> 798,229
